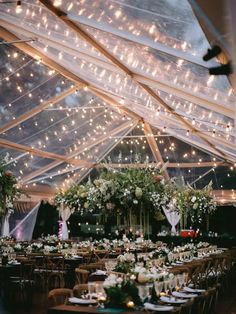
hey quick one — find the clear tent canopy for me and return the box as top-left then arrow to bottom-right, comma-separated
0,0 -> 235,203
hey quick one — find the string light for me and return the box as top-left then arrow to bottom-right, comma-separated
1,2 -> 236,193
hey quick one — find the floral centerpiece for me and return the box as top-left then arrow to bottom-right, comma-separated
103,274 -> 142,309
114,252 -> 136,274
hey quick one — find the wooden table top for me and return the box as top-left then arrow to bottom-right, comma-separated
47,304 -> 142,314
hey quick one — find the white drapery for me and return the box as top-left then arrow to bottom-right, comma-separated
163,205 -> 180,234
9,202 -> 41,241
2,213 -> 10,236
59,204 -> 73,240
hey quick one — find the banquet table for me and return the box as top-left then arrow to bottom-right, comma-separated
47,305 -> 142,314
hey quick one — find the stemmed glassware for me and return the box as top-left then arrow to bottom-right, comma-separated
154,281 -> 163,298
138,284 -> 151,302
96,283 -> 106,308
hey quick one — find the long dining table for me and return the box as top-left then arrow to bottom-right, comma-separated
47,304 -> 141,314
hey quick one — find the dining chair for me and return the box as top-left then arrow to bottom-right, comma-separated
75,268 -> 90,284
203,286 -> 217,314
45,254 -> 66,291
8,261 -> 35,307
179,298 -> 195,314
48,288 -> 73,307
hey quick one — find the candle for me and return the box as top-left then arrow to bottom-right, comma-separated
127,301 -> 134,308
99,296 -> 106,302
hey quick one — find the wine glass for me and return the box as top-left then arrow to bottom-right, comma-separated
154,281 -> 163,297
183,273 -> 188,287
164,279 -> 171,295
138,284 -> 151,303
177,274 -> 184,290
88,282 -> 95,299
96,284 -> 106,308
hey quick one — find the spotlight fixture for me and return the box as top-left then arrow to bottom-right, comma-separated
209,62 -> 232,76
203,45 -> 222,61
203,45 -> 233,76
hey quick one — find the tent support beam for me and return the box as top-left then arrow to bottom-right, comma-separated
95,161 -> 225,168
66,12 -> 215,69
1,18 -> 232,118
74,120 -> 139,184
0,26 -> 233,169
143,122 -> 170,180
0,86 -> 78,134
38,1 -> 232,163
27,160 -> 226,184
20,119 -> 138,183
0,138 -> 89,166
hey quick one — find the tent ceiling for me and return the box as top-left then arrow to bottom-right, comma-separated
0,0 -> 235,197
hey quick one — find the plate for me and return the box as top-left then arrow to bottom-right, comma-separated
144,303 -> 174,311
183,287 -> 206,293
160,296 -> 188,304
68,297 -> 97,305
172,291 -> 197,299
93,270 -> 106,275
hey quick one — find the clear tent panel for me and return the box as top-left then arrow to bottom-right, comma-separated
168,166 -> 215,186
150,134 -> 217,164
10,155 -> 54,181
80,24 -> 235,105
1,91 -> 125,156
3,5 -> 235,112
0,43 -> 72,127
59,0 -> 210,57
168,166 -> 236,191
103,125 -> 156,164
0,1 -> 109,61
7,27 -> 235,153
26,123 -> 135,187
0,147 -> 25,162
11,35 -> 235,157
156,90 -> 234,128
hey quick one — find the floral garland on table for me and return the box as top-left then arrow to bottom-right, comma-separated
103,274 -> 142,309
0,154 -> 22,219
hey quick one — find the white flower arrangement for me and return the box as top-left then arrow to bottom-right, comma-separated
103,274 -> 123,289
197,241 -> 210,248
117,252 -> 135,263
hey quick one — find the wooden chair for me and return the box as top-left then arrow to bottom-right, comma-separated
179,298 -> 195,314
45,254 -> 66,291
203,286 -> 217,314
48,288 -> 73,307
75,268 -> 89,284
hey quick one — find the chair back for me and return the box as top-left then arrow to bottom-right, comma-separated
75,268 -> 90,284
48,288 -> 73,307
180,298 -> 195,314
